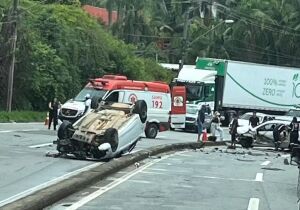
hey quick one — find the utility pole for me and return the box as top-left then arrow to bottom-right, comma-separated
6,0 -> 18,112
179,7 -> 193,72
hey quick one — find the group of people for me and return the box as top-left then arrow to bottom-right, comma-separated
197,108 -> 300,149
196,110 -> 265,148
196,105 -> 224,143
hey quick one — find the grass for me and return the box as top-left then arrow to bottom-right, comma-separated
0,111 -> 47,123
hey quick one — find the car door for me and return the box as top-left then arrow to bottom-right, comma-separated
256,123 -> 277,142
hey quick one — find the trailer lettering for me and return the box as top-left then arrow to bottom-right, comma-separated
293,82 -> 300,98
262,88 -> 275,96
264,78 -> 277,86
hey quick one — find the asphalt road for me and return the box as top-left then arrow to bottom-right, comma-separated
48,147 -> 299,210
0,123 -> 227,207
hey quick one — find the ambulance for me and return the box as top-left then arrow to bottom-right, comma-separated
58,75 -> 186,139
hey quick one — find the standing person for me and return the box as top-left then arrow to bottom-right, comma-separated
83,93 -> 92,114
48,98 -> 60,130
211,111 -> 224,141
230,114 -> 239,148
273,124 -> 287,151
196,105 -> 206,142
289,117 -> 299,146
249,111 -> 259,128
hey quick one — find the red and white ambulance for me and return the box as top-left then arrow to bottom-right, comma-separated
59,75 -> 186,139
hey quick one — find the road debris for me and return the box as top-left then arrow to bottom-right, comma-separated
283,158 -> 289,165
134,162 -> 140,168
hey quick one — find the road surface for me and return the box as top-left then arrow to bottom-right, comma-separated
48,147 -> 299,210
0,123 -> 225,207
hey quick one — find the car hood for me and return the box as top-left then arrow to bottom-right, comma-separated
61,100 -> 85,112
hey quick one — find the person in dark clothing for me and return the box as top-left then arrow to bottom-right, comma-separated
197,105 -> 206,142
48,98 -> 60,130
289,117 -> 299,145
249,112 -> 259,128
230,114 -> 239,148
273,124 -> 287,151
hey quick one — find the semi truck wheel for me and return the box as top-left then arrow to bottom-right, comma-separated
145,123 -> 158,139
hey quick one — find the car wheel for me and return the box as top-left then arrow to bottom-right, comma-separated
239,136 -> 253,148
91,96 -> 102,109
145,123 -> 158,139
133,100 -> 147,123
103,128 -> 119,152
57,121 -> 74,140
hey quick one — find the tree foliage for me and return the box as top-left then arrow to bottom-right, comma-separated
105,0 -> 300,67
0,0 -> 172,111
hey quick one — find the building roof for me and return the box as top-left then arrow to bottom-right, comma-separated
82,5 -> 117,25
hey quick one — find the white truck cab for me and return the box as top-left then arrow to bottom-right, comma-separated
171,65 -> 216,131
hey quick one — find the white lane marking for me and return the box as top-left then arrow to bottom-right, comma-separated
116,171 -> 127,174
140,171 -> 165,175
247,198 -> 260,210
176,153 -> 193,157
0,129 -> 41,134
255,173 -> 263,182
128,180 -> 152,184
193,175 -> 256,182
167,158 -> 181,161
106,177 -> 118,181
0,130 -> 14,133
0,162 -> 103,207
260,161 -> 271,166
29,143 -> 53,148
65,154 -> 173,210
90,186 -> 102,189
147,168 -> 168,171
156,136 -> 166,139
22,129 -> 41,132
180,185 -> 193,188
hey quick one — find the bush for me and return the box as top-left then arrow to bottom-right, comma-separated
0,111 -> 46,123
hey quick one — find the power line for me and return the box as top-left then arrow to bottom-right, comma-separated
217,5 -> 300,37
228,39 -> 300,60
227,45 -> 300,62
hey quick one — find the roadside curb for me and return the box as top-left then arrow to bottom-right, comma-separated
2,141 -> 226,210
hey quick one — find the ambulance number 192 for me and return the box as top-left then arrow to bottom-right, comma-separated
152,100 -> 162,108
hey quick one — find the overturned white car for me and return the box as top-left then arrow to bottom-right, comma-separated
54,100 -> 147,160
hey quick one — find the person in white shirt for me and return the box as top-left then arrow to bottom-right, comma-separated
84,94 -> 91,114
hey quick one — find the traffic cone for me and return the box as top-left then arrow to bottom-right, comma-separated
44,112 -> 49,126
202,129 -> 208,142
